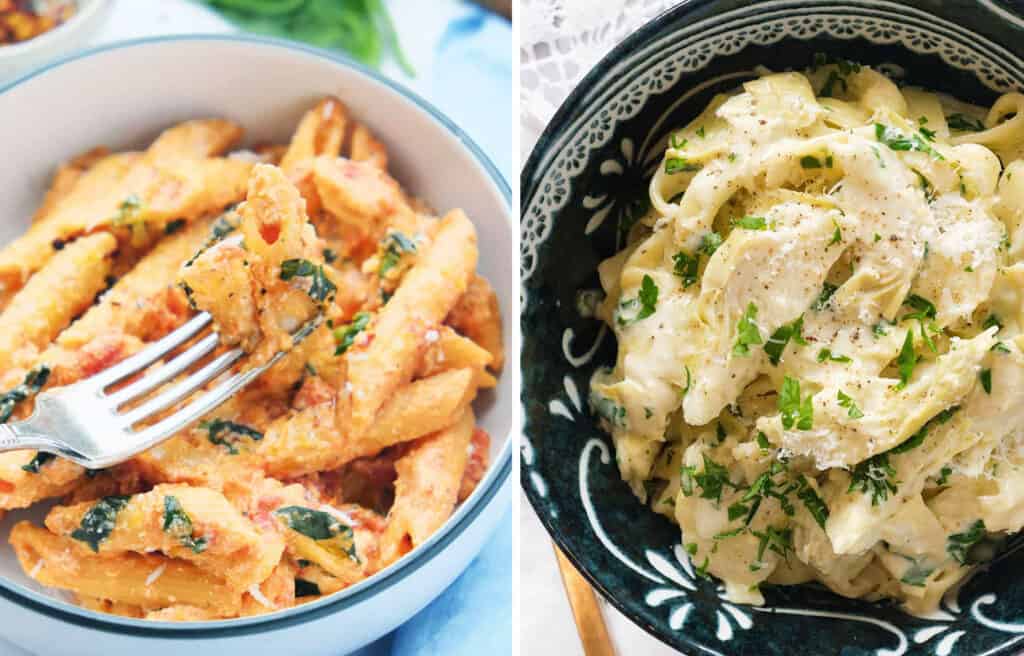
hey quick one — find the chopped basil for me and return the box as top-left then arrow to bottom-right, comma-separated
334,311 -> 372,355
70,495 -> 131,552
199,419 -> 263,455
947,519 -> 986,564
295,578 -> 321,597
874,123 -> 944,160
797,475 -> 829,529
779,376 -> 813,430
980,368 -> 992,394
733,215 -> 767,231
895,329 -> 918,390
947,113 -> 985,132
21,452 -> 55,474
379,232 -> 417,276
280,258 -> 336,303
811,282 -> 838,311
665,157 -> 702,174
800,155 -> 823,169
732,302 -> 763,356
764,315 -> 807,366
275,506 -> 358,562
0,365 -> 50,423
837,390 -> 864,419
848,453 -> 897,505
672,251 -> 700,287
163,495 -> 208,554
817,348 -> 851,363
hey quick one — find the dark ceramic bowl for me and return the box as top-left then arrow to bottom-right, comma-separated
521,1 -> 1024,654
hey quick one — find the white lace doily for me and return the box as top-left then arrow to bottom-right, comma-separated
520,0 -> 684,158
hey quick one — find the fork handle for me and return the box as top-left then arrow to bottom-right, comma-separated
0,421 -> 59,454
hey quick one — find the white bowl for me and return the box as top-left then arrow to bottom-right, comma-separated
0,35 -> 515,656
0,0 -> 112,82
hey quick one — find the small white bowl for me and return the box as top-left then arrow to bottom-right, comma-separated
0,0 -> 112,82
0,35 -> 515,656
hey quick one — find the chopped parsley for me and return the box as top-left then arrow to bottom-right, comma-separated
751,525 -> 793,562
828,219 -> 842,247
800,155 -> 823,169
764,315 -> 808,366
275,506 -> 358,563
699,232 -> 724,256
837,390 -> 864,419
874,123 -> 944,160
732,302 -> 763,356
983,313 -> 1003,331
672,251 -> 700,287
796,475 -> 830,529
947,519 -> 986,564
696,126 -> 706,138
894,329 -> 918,390
992,341 -> 1011,354
681,454 -> 736,503
811,282 -> 838,311
162,495 -> 208,553
936,466 -> 953,486
617,275 -> 659,325
0,365 -> 50,423
21,452 -> 55,474
779,376 -> 813,430
947,113 -> 986,132
756,432 -> 771,449
670,134 -> 687,149
733,215 -> 768,231
665,157 -> 702,174
199,418 -> 263,455
334,311 -> 372,355
379,232 -> 417,276
848,453 -> 898,505
682,365 -> 692,395
817,348 -> 851,363
280,258 -> 337,303
591,393 -> 627,429
902,294 -> 937,321
872,319 -> 891,337
980,368 -> 992,394
70,495 -> 131,552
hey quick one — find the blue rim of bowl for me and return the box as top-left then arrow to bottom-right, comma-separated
0,33 -> 513,637
520,0 -> 1024,653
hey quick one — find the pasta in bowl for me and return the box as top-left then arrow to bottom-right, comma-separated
0,95 -> 503,621
590,61 -> 1024,615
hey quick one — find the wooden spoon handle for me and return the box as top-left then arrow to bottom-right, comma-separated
553,544 -> 617,656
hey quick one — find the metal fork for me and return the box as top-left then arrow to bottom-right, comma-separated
0,311 -> 321,469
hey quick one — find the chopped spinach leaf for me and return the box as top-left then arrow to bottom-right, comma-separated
21,452 -> 55,474
199,419 -> 263,455
280,258 -> 336,302
274,506 -> 358,562
334,311 -> 372,355
379,232 -> 418,276
70,495 -> 131,552
0,365 -> 50,423
163,495 -> 208,554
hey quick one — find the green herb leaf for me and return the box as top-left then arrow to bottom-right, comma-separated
322,248 -> 338,264
274,505 -> 358,562
756,432 -> 771,449
295,578 -> 321,597
796,475 -> 829,529
70,495 -> 131,552
817,348 -> 852,363
895,329 -> 918,389
699,232 -> 723,256
837,390 -> 864,419
0,365 -> 50,423
764,315 -> 807,366
164,218 -> 186,235
980,368 -> 992,394
902,294 -> 937,321
811,282 -> 838,311
828,219 -> 842,247
379,232 -> 417,276
983,314 -> 1003,331
162,495 -> 208,554
800,155 -> 822,169
733,215 -> 768,231
591,393 -> 627,429
672,251 -> 700,287
665,157 -> 702,174
334,311 -> 372,355
900,558 -> 934,587
891,406 -> 960,454
751,525 -> 793,561
779,376 -> 813,430
947,519 -> 986,564
694,454 -> 736,503
21,452 -> 55,474
936,466 -> 953,486
280,258 -> 336,302
733,302 -> 763,356
947,113 -> 986,132
199,419 -> 263,455
848,454 -> 898,505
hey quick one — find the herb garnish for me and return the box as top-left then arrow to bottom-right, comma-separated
733,215 -> 768,231
280,258 -> 337,303
837,390 -> 864,419
817,348 -> 851,363
274,506 -> 358,563
672,251 -> 700,288
811,282 -> 838,311
947,114 -> 985,132
680,454 -> 737,503
900,558 -> 934,587
665,157 -> 702,174
751,525 -> 793,562
874,123 -> 944,160
0,365 -> 50,423
796,476 -> 830,529
591,393 -> 627,429
379,232 -> 417,276
21,452 -> 55,474
894,329 -> 918,390
848,453 -> 898,505
779,376 -> 813,430
980,368 -> 992,394
617,275 -> 659,325
199,419 -> 263,455
732,302 -> 763,356
764,315 -> 808,366
890,406 -> 960,454
70,495 -> 131,552
334,311 -> 372,355
295,578 -> 321,597
163,495 -> 208,553
947,519 -> 986,564
801,156 -> 823,169
699,232 -> 724,256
